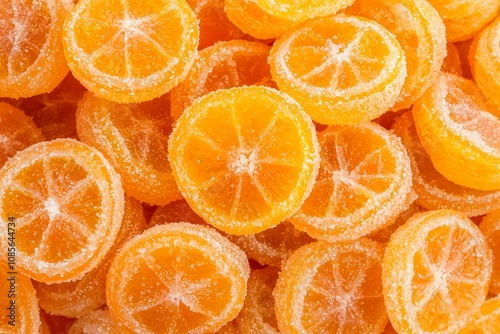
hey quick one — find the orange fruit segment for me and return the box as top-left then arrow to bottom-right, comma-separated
2,72 -> 86,140
426,0 -> 500,42
169,86 -> 319,235
393,110 -> 500,216
0,0 -> 69,98
0,139 -> 124,283
290,122 -> 413,242
252,0 -> 354,23
479,210 -> 500,295
274,238 -> 387,333
34,195 -> 146,318
0,260 -> 41,333
68,309 -> 119,334
459,297 -> 500,334
224,0 -> 296,39
346,0 -> 446,112
234,266 -> 280,333
269,14 -> 407,125
0,102 -> 44,167
470,17 -> 500,109
62,0 -> 199,103
76,92 -> 181,205
383,210 -> 492,333
106,222 -> 250,334
170,40 -> 274,121
412,72 -> 500,191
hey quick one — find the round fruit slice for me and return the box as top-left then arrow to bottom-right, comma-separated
106,222 -> 250,334
479,210 -> 500,295
458,298 -> 500,334
0,0 -> 69,98
76,92 -> 181,205
383,210 -> 492,334
269,14 -> 406,125
393,110 -> 500,216
34,196 -> 146,318
412,72 -> 500,191
0,261 -> 41,333
63,0 -> 199,103
345,0 -> 446,111
274,238 -> 387,333
0,139 -> 124,283
290,122 -> 413,242
0,102 -> 44,167
170,40 -> 274,120
169,86 -> 319,235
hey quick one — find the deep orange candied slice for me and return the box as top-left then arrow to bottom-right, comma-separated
479,210 -> 500,295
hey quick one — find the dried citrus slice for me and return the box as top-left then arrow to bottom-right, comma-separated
68,309 -> 119,334
459,298 -> 500,334
442,43 -> 463,76
274,238 -> 387,333
106,222 -> 250,334
149,199 -> 206,228
34,196 -> 146,318
2,72 -> 86,140
270,14 -> 406,125
76,92 -> 181,205
0,102 -> 44,167
0,0 -> 69,98
63,0 -> 199,103
470,17 -> 500,109
227,222 -> 314,267
186,0 -> 248,50
290,122 -> 413,242
252,0 -> 354,23
224,0 -> 295,39
426,0 -> 499,42
169,86 -> 319,235
479,210 -> 500,295
170,40 -> 274,120
0,261 -> 41,333
0,139 -> 124,283
346,0 -> 446,112
383,210 -> 492,334
412,72 -> 500,191
393,111 -> 500,216
234,266 -> 280,333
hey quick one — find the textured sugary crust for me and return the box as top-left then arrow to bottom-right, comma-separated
169,86 -> 320,235
0,139 -> 124,283
106,222 -> 250,334
68,309 -> 119,334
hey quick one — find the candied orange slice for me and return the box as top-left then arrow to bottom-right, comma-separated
224,0 -> 295,39
0,0 -> 69,98
0,261 -> 41,333
442,43 -> 463,76
470,17 -> 500,109
149,199 -> 206,228
270,14 -> 406,125
459,298 -> 500,334
169,86 -> 319,235
234,266 -> 280,333
76,92 -> 181,205
3,73 -> 86,140
68,309 -> 119,334
290,122 -> 413,242
0,102 -> 44,167
369,200 -> 421,244
0,139 -> 124,283
383,210 -> 492,333
227,222 -> 314,267
426,0 -> 499,42
106,222 -> 250,334
479,210 -> 500,295
63,0 -> 199,103
274,238 -> 387,333
393,111 -> 500,216
253,0 -> 353,23
186,0 -> 248,50
170,40 -> 274,120
346,0 -> 446,111
412,72 -> 500,191
34,196 -> 146,318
